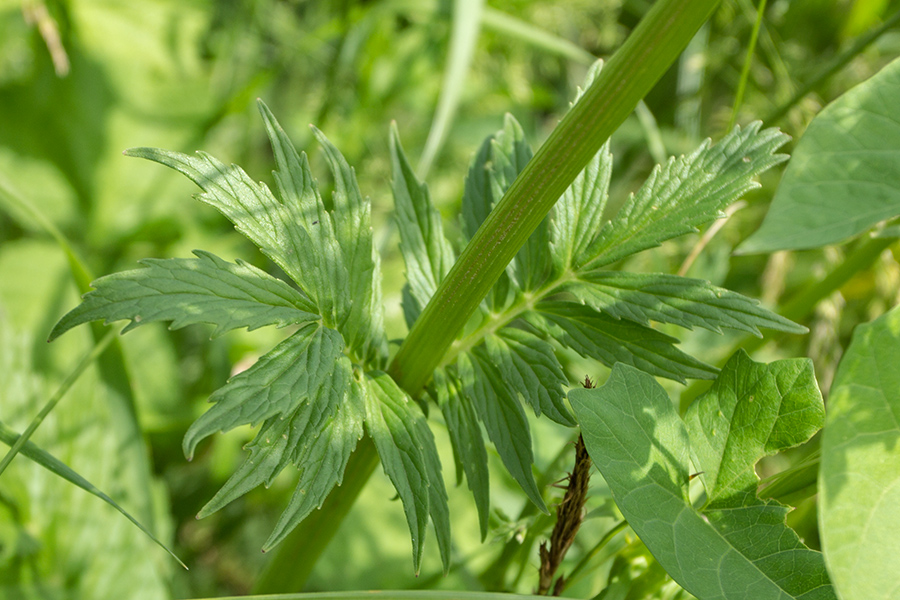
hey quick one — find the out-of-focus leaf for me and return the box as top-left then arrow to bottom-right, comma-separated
741,57 -> 900,253
820,305 -> 900,600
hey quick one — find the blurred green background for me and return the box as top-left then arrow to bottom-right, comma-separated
1,0 -> 898,598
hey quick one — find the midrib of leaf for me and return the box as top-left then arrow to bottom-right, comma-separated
439,269 -> 579,369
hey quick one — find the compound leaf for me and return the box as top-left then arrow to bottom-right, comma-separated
820,305 -> 900,600
433,368 -> 490,540
485,327 -> 574,426
530,301 -> 718,383
183,323 -> 348,460
49,250 -> 318,341
457,350 -> 547,513
581,123 -> 789,270
390,125 -> 455,325
562,271 -> 805,337
571,361 -> 835,600
363,371 -> 448,575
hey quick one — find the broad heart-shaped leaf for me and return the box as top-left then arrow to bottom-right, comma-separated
48,250 -> 318,341
484,327 -> 574,426
685,351 -> 825,503
527,300 -> 718,383
433,368 -> 490,540
820,305 -> 900,600
580,122 -> 789,270
741,57 -> 900,253
183,323 -> 347,458
363,371 -> 451,575
389,124 -> 455,326
0,421 -> 185,569
562,271 -> 806,337
572,361 -> 835,600
457,350 -> 548,513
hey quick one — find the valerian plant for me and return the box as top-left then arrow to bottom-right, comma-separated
50,62 -> 806,579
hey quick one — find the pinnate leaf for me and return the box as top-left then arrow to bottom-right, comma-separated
389,125 -> 455,325
562,271 -> 806,336
580,122 -> 790,269
183,323 -> 348,459
363,371 -> 450,574
433,368 -> 490,539
571,354 -> 834,600
528,301 -> 718,383
457,350 -> 547,513
49,250 -> 318,341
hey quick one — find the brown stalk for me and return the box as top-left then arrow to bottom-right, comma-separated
538,376 -> 595,595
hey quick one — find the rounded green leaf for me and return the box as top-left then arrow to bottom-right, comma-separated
820,305 -> 900,600
741,57 -> 900,253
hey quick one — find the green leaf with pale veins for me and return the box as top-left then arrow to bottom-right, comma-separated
258,100 -> 347,328
433,368 -> 490,540
684,350 -> 825,503
549,141 -> 612,275
390,124 -> 455,326
571,356 -> 834,600
124,146 -> 311,295
262,376 -> 366,552
820,305 -> 900,600
580,122 -> 790,270
363,371 -> 450,575
529,301 -> 718,383
311,127 -> 387,363
0,421 -> 186,569
457,351 -> 547,513
484,327 -> 574,426
183,323 -> 347,459
49,250 -> 318,341
741,57 -> 900,253
562,271 -> 806,337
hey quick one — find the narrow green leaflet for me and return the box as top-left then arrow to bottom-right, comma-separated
484,328 -> 574,426
0,421 -> 185,569
820,305 -> 900,600
124,146 -> 310,294
390,125 -> 455,325
529,301 -> 718,383
258,101 -> 347,328
580,122 -> 790,270
262,378 -> 366,551
48,250 -> 318,341
311,127 -> 387,363
457,351 -> 547,513
741,57 -> 900,253
549,141 -> 612,275
363,371 -> 450,575
183,323 -> 347,459
571,356 -> 835,600
562,271 -> 806,336
433,368 -> 490,539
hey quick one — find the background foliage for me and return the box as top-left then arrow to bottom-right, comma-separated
1,0 -> 899,598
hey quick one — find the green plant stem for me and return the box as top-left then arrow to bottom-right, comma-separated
252,435 -> 380,593
764,8 -> 900,124
389,0 -> 722,396
259,1 -> 722,590
0,329 -> 117,477
201,592 -> 552,600
729,0 -> 767,130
